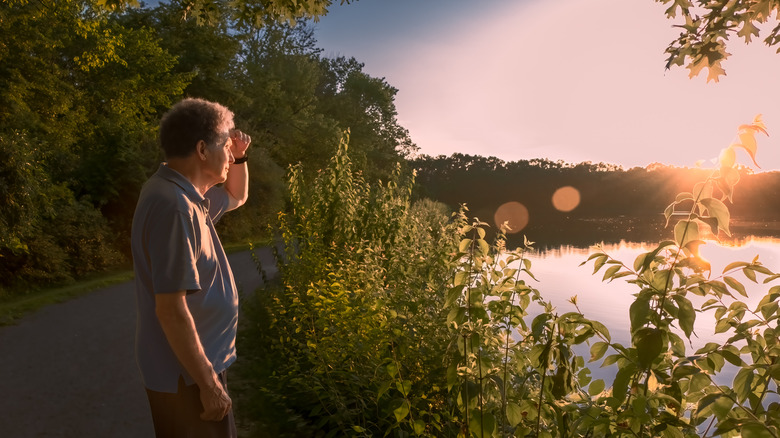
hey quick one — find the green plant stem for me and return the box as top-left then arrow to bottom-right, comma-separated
461,227 -> 480,435
536,323 -> 556,437
659,173 -> 717,316
463,333 -> 470,433
390,344 -> 417,432
703,373 -> 778,438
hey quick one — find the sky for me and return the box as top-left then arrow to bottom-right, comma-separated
312,0 -> 780,171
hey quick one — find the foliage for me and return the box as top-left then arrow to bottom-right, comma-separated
655,0 -> 780,81
0,0 -> 189,291
96,0 -> 352,27
579,115 -> 780,437
238,132 -> 460,436
0,131 -> 121,295
240,117 -> 780,437
1,0 -> 414,293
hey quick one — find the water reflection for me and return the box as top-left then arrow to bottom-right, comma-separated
516,236 -> 780,379
525,237 -> 780,336
520,235 -> 780,382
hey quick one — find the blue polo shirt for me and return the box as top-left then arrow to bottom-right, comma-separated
131,163 -> 239,393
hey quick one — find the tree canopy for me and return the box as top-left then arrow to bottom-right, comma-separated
0,0 -> 412,294
656,0 -> 780,81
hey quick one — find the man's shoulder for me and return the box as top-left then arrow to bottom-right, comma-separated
137,174 -> 196,215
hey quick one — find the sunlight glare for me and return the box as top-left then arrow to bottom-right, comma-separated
552,186 -> 581,212
494,201 -> 529,234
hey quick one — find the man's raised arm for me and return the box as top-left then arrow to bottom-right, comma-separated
224,129 -> 250,211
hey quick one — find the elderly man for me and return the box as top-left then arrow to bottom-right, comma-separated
131,98 -> 250,437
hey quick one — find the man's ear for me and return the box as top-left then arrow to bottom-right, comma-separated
196,140 -> 208,160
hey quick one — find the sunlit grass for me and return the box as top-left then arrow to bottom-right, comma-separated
0,268 -> 134,326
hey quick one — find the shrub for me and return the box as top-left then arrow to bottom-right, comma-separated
238,132 -> 459,436
238,118 -> 780,438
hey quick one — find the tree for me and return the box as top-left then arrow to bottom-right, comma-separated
0,0 -> 189,291
118,2 -> 243,105
317,56 -> 417,180
101,0 -> 352,27
656,0 -> 780,81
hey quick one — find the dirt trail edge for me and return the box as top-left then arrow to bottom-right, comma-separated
0,248 -> 277,438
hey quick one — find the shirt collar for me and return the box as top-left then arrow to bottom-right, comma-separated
155,163 -> 207,205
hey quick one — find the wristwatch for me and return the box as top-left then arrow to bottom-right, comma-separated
233,154 -> 248,164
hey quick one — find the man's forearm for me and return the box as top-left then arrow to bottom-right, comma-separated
225,160 -> 248,209
156,293 -> 220,391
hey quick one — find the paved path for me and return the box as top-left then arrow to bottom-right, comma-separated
0,248 -> 277,437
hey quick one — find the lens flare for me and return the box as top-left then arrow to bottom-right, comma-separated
494,201 -> 529,234
552,186 -> 581,212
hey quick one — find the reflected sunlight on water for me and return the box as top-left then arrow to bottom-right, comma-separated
518,236 -> 780,382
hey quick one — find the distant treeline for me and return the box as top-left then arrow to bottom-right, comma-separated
411,154 -> 780,245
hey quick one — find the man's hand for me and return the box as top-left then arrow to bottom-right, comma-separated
229,129 -> 251,159
155,293 -> 233,421
199,376 -> 232,421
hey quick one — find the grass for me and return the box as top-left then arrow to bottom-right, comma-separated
0,236 -> 271,327
0,268 -> 134,326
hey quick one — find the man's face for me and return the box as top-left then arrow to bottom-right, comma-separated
204,132 -> 234,184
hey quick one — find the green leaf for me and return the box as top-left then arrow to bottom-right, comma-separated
377,380 -> 392,400
396,380 -> 412,397
393,400 -> 410,422
733,367 -> 754,403
634,252 -> 649,272
697,216 -> 719,235
689,372 -> 710,393
590,341 -> 609,362
453,271 -> 469,287
506,402 -> 523,427
741,423 -> 775,438
589,320 -> 612,342
634,327 -> 664,368
413,419 -> 425,435
602,264 -> 621,282
695,342 -> 721,354
723,261 -> 750,273
447,307 -> 465,325
761,301 -> 779,320
674,220 -> 699,248
720,348 -> 744,366
592,255 -> 608,273
669,332 -> 686,356
477,238 -> 489,255
469,412 -> 496,437
672,364 -> 699,379
724,276 -> 748,297
664,203 -> 675,224
630,296 -> 652,333
612,362 -> 636,404
387,362 -> 398,378
673,295 -> 696,338
458,238 -> 472,253
588,379 -> 606,396
678,191 -> 696,202
711,394 -> 734,420
743,266 -> 758,282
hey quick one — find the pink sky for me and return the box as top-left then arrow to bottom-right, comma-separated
314,0 -> 780,171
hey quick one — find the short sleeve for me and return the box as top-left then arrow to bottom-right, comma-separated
147,208 -> 201,294
204,186 -> 230,223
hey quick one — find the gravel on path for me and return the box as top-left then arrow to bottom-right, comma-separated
0,248 -> 277,438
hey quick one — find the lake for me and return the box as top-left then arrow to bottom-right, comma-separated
513,222 -> 780,386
